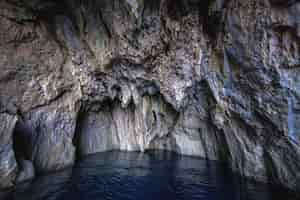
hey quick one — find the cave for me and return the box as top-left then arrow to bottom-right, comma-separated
73,94 -> 180,157
0,0 -> 300,199
13,120 -> 31,162
12,120 -> 35,184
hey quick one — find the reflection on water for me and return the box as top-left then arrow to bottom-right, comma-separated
1,151 -> 298,200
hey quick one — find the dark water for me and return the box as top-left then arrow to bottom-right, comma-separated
1,151 -> 298,200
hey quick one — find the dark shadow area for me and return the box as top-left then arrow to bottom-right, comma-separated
13,120 -> 32,162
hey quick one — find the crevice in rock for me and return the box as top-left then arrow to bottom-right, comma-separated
73,106 -> 85,160
11,119 -> 35,184
13,120 -> 31,163
166,0 -> 188,20
269,0 -> 298,7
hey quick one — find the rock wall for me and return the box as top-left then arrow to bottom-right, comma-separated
0,114 -> 17,188
0,0 -> 300,192
75,95 -> 178,154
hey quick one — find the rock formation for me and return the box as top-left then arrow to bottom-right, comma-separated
0,0 -> 300,193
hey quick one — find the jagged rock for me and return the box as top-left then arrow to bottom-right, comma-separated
0,114 -> 18,189
19,94 -> 80,174
75,95 -> 178,155
0,0 -> 300,193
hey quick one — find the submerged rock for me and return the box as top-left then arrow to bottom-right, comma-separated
0,0 -> 300,193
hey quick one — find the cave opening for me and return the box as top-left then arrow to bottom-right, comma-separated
13,120 -> 31,162
12,119 -> 35,184
72,92 -> 181,159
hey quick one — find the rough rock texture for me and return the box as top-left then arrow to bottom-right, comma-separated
15,99 -> 78,173
0,0 -> 300,193
75,95 -> 178,155
0,114 -> 18,188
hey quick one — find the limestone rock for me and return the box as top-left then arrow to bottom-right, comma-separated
19,94 -> 79,173
76,95 -> 178,155
0,0 -> 300,193
0,113 -> 18,188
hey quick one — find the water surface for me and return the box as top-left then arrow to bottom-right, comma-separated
1,151 -> 298,200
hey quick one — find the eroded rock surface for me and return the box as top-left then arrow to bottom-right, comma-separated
0,114 -> 17,188
0,0 -> 300,193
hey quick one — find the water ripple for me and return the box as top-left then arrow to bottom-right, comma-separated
1,151 -> 299,200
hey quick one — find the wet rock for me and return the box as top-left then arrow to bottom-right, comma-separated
265,139 -> 300,191
0,113 -> 18,188
0,0 -> 300,193
14,94 -> 80,174
16,159 -> 35,183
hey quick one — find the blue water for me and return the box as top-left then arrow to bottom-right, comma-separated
1,151 -> 298,200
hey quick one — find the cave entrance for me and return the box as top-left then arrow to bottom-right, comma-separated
12,119 -> 36,183
12,120 -> 32,165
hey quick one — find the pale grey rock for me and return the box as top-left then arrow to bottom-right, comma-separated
75,108 -> 119,155
76,95 -> 178,155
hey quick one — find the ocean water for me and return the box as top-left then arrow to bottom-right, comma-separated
1,151 -> 298,200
